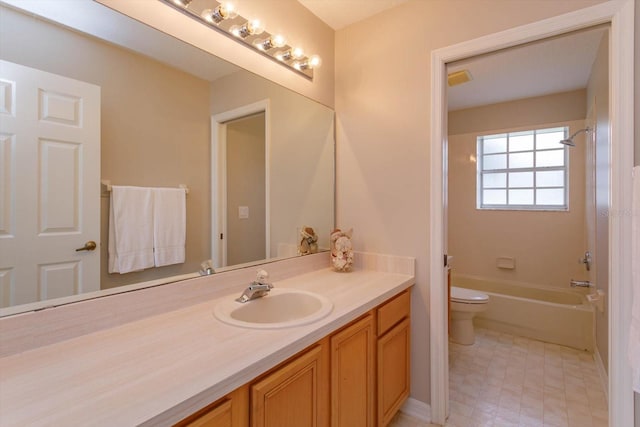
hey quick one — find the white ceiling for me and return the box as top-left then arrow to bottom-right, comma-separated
446,26 -> 607,111
297,0 -> 410,30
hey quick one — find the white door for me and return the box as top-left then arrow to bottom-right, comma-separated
0,60 -> 100,308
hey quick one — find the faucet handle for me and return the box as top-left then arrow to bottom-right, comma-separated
256,269 -> 270,283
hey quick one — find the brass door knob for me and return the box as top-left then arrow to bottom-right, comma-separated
76,241 -> 97,252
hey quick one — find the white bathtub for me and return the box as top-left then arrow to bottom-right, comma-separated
453,275 -> 594,352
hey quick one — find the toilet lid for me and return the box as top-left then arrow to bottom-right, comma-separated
451,286 -> 489,304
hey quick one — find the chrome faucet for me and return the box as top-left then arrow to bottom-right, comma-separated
236,269 -> 273,303
570,279 -> 593,288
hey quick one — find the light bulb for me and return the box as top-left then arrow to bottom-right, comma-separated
272,34 -> 287,48
200,3 -> 238,24
220,2 -> 238,19
256,34 -> 287,51
247,19 -> 265,35
291,47 -> 304,59
308,55 -> 322,68
276,47 -> 303,62
232,19 -> 265,38
202,2 -> 238,24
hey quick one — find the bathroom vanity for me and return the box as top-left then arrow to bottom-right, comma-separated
0,252 -> 414,426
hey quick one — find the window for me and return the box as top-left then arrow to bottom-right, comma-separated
477,127 -> 568,210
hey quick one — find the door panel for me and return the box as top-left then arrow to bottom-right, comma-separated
0,60 -> 100,307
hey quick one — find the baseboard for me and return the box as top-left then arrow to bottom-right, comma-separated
594,347 -> 608,402
400,397 -> 431,422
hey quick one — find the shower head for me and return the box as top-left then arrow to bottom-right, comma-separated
559,127 -> 592,147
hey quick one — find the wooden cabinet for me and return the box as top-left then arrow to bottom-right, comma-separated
251,343 -> 329,427
175,386 -> 249,427
175,290 -> 411,427
376,291 -> 411,427
330,314 -> 375,427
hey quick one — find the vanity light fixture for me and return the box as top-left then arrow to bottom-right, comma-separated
255,34 -> 287,51
230,18 -> 265,38
160,0 -> 321,79
171,0 -> 193,7
294,54 -> 322,71
201,2 -> 238,24
276,47 -> 305,62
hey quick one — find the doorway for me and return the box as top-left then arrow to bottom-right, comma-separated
211,100 -> 271,268
429,2 -> 635,426
225,113 -> 266,266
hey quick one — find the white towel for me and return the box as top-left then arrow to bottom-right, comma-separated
108,186 -> 154,274
630,166 -> 640,392
153,187 -> 186,267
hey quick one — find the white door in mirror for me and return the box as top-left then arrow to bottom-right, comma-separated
0,60 -> 101,307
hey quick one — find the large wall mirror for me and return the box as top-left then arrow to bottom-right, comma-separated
0,1 -> 335,314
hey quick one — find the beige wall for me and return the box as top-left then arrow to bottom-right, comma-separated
449,89 -> 587,135
586,31 -> 611,372
210,71 -> 335,258
0,6 -> 212,290
335,0 -> 606,404
448,112 -> 587,288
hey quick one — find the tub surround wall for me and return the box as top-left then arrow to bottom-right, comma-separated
448,114 -> 587,288
586,31 -> 610,373
0,252 -> 414,426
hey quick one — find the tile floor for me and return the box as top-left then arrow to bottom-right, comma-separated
389,328 -> 608,427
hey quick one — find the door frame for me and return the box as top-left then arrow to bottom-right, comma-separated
211,99 -> 271,268
429,1 -> 634,425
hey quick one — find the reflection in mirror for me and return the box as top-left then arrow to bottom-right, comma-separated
0,1 -> 334,314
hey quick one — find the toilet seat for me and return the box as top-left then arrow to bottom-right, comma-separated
451,286 -> 489,304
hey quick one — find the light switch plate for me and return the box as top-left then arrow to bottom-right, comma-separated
238,206 -> 249,219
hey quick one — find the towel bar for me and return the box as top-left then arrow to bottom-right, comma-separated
101,180 -> 189,195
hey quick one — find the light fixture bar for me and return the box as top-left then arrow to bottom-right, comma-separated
159,0 -> 320,79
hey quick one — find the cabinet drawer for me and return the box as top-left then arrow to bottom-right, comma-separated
377,290 -> 410,336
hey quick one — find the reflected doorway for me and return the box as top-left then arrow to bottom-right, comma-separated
225,113 -> 266,266
212,99 -> 271,269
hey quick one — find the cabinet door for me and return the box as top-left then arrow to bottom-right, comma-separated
176,386 -> 249,427
331,314 -> 375,427
251,345 -> 326,427
377,318 -> 410,427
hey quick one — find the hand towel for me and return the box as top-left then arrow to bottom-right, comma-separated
630,166 -> 640,392
108,186 -> 154,274
153,187 -> 186,267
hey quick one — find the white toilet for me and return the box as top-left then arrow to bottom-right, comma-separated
450,286 -> 489,345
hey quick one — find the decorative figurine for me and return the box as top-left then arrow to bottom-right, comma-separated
330,228 -> 354,271
298,226 -> 319,255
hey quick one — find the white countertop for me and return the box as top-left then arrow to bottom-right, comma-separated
0,266 -> 414,426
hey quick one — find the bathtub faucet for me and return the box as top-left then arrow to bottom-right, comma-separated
570,279 -> 593,288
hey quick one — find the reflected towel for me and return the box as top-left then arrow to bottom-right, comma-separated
630,166 -> 640,392
153,187 -> 186,267
108,186 -> 154,274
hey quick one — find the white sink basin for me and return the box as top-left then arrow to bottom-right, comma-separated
213,288 -> 333,329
